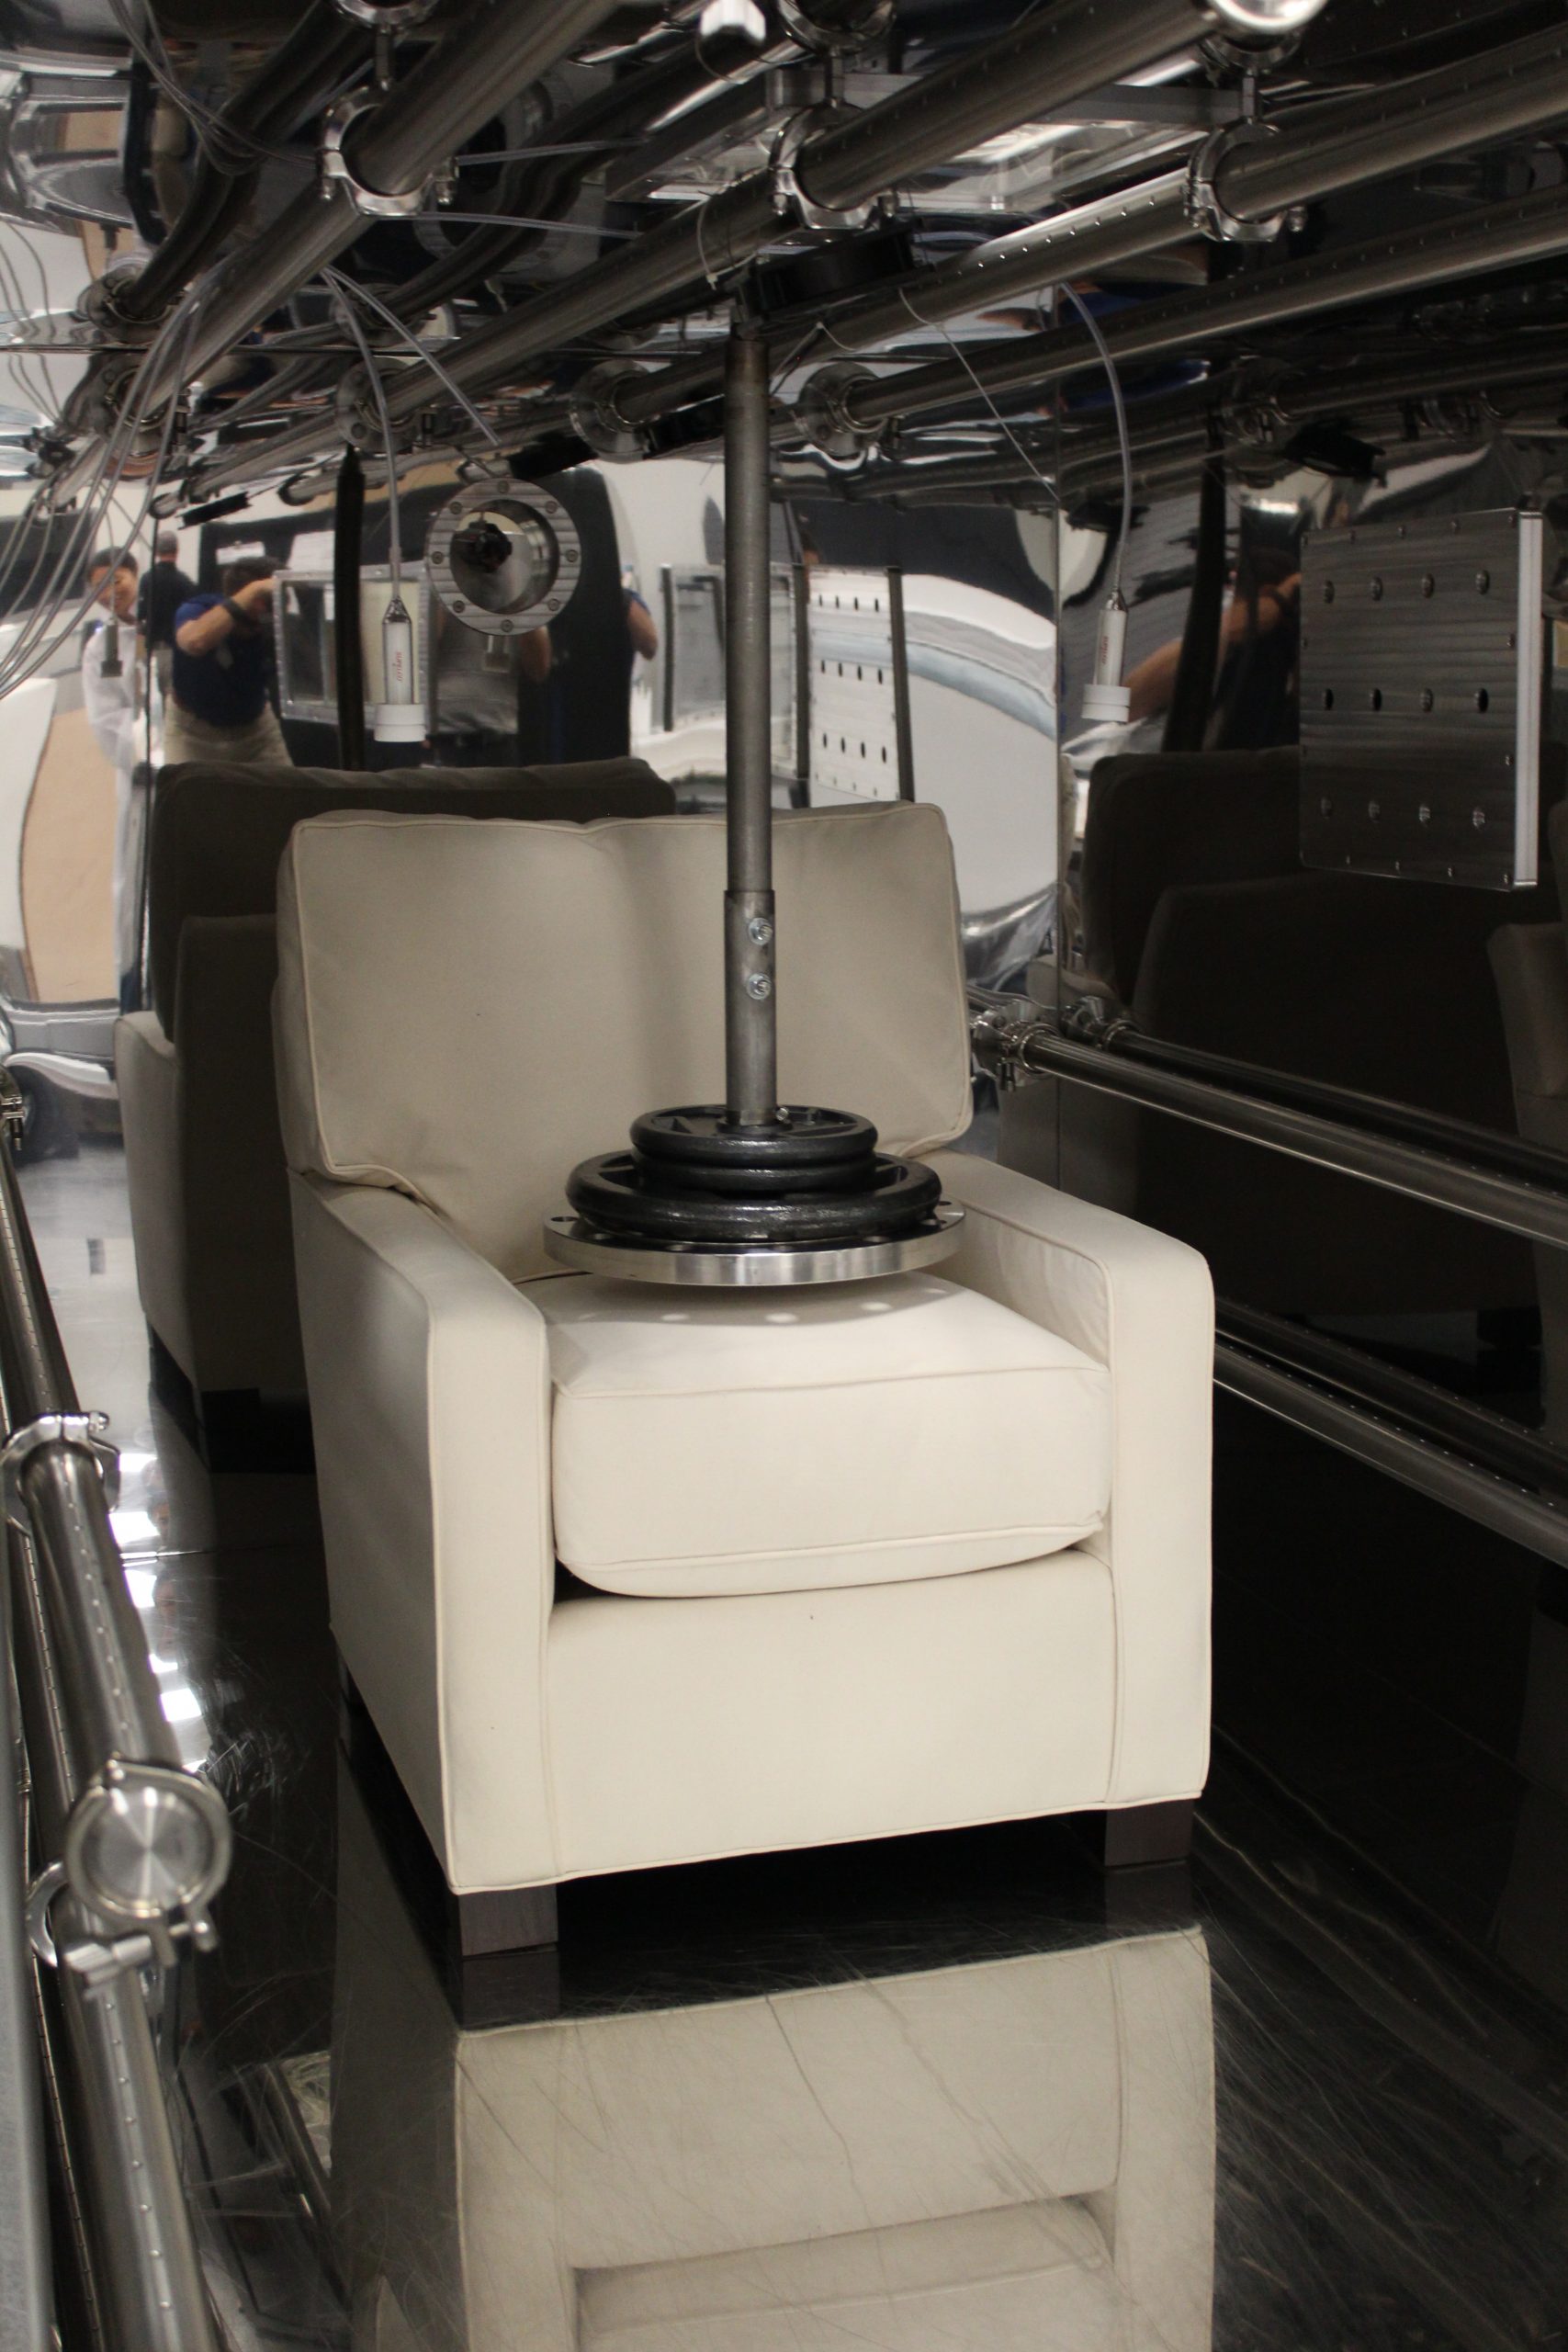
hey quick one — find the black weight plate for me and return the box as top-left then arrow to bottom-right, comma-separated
631,1105 -> 877,1170
566,1152 -> 942,1243
636,1152 -> 875,1199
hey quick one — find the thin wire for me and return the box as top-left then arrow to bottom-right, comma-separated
326,272 -> 402,594
323,267 -> 500,446
896,285 -> 1057,509
1054,286 -> 1133,596
106,0 -> 304,173
456,144 -> 641,163
412,211 -> 637,239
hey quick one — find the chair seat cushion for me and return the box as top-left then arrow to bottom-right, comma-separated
525,1271 -> 1112,1597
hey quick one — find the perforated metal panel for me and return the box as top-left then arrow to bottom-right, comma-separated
1299,508 -> 1543,889
807,568 -> 902,802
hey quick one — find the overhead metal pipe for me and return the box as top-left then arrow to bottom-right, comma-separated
837,185 -> 1568,435
808,12 -> 1568,356
143,0 -> 621,408
971,1002 -> 1568,1256
118,0 -> 369,325
367,0 -> 1231,427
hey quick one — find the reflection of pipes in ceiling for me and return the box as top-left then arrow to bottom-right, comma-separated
804,13 -> 1568,356
114,1 -> 369,325
194,0 -> 1236,488
134,0 -> 623,411
829,188 -> 1568,442
413,8 -> 1568,474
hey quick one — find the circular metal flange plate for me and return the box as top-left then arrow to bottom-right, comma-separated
542,1203 -> 964,1286
425,479 -> 581,638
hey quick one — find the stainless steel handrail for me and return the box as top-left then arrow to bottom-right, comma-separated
0,1539 -> 51,2349
0,1077 -> 228,2348
971,998 -> 1568,1255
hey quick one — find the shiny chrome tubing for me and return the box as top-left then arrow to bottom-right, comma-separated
143,0 -> 620,405
0,1090 -> 229,1939
1215,1340 -> 1568,1572
0,1134 -> 177,1782
971,1007 -> 1568,1255
0,1545 -> 50,2348
349,0 -> 1215,427
807,15 -> 1568,355
841,185 -> 1568,433
12,1528 -> 219,2352
724,322 -> 777,1129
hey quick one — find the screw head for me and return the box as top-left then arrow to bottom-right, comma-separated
747,915 -> 773,946
746,973 -> 773,1001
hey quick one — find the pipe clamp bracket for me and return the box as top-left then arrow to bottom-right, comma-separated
772,112 -> 878,233
321,96 -> 431,218
1185,119 -> 1299,244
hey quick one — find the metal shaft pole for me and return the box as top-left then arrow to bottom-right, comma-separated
724,320 -> 776,1130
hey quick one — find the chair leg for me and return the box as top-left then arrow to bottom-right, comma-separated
1099,1799 -> 1195,1870
456,1883 -> 558,1960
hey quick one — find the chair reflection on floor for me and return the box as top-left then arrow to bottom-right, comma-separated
331,1769 -> 1216,2352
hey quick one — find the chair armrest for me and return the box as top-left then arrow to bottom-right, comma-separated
289,1173 -> 557,1890
927,1150 -> 1213,1806
1489,923 -> 1568,1145
172,914 -> 305,1391
115,1012 -> 192,1377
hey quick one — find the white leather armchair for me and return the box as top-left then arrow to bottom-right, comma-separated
331,1765 -> 1217,2352
274,803 -> 1213,1928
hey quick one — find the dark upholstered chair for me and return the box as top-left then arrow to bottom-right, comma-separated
1072,747 -> 1560,1317
115,760 -> 675,1414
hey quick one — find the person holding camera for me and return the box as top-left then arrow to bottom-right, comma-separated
168,556 -> 292,766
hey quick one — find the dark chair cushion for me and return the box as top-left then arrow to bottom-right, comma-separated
1079,749 -> 1302,1004
145,758 -> 675,1034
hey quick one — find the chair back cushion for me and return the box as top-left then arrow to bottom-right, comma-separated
146,757 -> 673,1031
1079,749 -> 1301,1001
276,801 -> 972,1281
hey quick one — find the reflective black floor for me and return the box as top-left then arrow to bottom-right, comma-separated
24,1139 -> 1568,2350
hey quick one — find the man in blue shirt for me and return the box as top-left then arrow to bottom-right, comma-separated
168,557 -> 292,767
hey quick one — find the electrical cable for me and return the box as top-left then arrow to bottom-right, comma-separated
104,0 -> 315,174
412,211 -> 638,238
897,285 -> 1057,509
326,272 -> 402,592
1055,283 -> 1133,596
322,267 -> 500,445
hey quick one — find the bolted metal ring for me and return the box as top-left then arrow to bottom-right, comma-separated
62,1757 -> 232,1930
568,362 -> 650,462
321,95 -> 431,218
425,478 -> 582,638
795,360 -> 879,465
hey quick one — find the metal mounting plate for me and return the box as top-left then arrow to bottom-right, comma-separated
1299,507 -> 1544,890
543,1204 -> 964,1285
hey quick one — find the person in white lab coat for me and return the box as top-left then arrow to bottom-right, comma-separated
82,548 -> 161,1008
